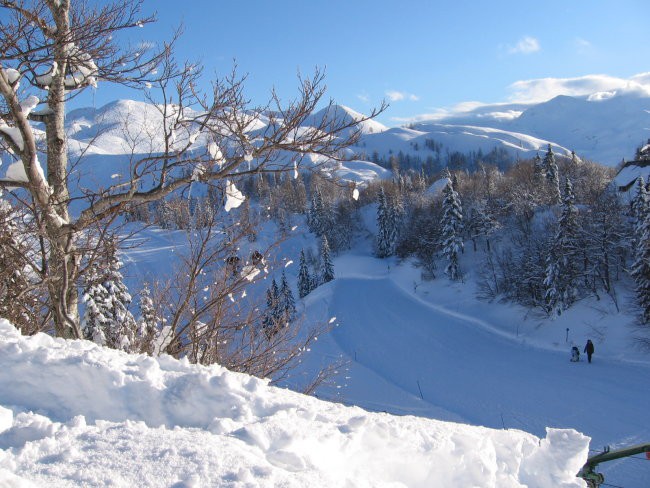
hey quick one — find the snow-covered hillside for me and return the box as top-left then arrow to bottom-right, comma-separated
304,104 -> 388,136
57,88 -> 650,185
405,89 -> 650,166
360,122 -> 571,164
56,100 -> 389,190
0,320 -> 588,487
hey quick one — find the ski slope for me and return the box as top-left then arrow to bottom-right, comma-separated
298,255 -> 650,487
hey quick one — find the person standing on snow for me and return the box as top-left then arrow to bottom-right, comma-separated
584,339 -> 595,363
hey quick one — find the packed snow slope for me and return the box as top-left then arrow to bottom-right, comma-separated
295,251 -> 650,487
0,320 -> 588,488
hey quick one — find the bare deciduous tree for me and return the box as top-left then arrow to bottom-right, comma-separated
0,0 -> 384,337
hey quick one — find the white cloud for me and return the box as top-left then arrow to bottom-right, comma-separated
356,92 -> 370,103
392,72 -> 650,125
508,72 -> 650,103
386,90 -> 419,102
506,36 -> 540,55
391,100 -> 524,124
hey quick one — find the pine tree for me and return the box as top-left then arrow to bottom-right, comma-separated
320,235 -> 335,283
631,180 -> 650,323
376,187 -> 398,258
544,144 -> 561,205
262,279 -> 281,336
441,181 -> 464,280
136,284 -> 160,355
632,177 -> 648,225
297,249 -> 312,298
82,241 -> 136,350
82,263 -> 110,346
544,178 -> 581,314
279,271 -> 296,322
308,188 -> 325,236
103,242 -> 136,351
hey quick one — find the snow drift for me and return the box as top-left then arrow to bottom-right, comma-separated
0,320 -> 588,487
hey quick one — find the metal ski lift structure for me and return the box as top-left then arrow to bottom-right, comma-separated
577,443 -> 650,487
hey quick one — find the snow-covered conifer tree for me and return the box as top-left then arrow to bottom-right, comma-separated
320,235 -> 334,283
544,178 -> 580,314
544,144 -> 561,205
136,284 -> 160,355
632,177 -> 648,225
102,243 -> 136,351
631,179 -> 650,323
82,264 -> 110,346
262,279 -> 282,336
441,181 -> 464,280
81,242 -> 136,351
308,188 -> 325,236
297,250 -> 312,298
279,271 -> 296,322
376,187 -> 398,258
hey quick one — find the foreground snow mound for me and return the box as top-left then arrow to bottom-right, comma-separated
0,321 -> 588,487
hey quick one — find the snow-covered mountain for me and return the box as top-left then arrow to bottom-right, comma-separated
59,88 -> 650,180
304,104 -> 388,136
399,88 -> 650,166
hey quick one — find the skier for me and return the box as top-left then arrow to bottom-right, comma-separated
584,339 -> 595,364
570,346 -> 580,362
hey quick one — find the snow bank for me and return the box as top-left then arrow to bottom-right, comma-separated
0,321 -> 588,487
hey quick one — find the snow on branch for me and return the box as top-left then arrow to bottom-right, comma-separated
224,180 -> 245,212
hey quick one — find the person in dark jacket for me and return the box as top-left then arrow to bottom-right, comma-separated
584,339 -> 595,363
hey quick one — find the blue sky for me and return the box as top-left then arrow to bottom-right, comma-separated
76,0 -> 650,125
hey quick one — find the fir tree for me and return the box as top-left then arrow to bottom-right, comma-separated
262,279 -> 281,336
544,178 -> 580,314
82,241 -> 136,351
308,188 -> 325,236
297,249 -> 312,298
103,243 -> 137,351
136,284 -> 160,355
632,177 -> 648,225
279,271 -> 296,322
82,263 -> 110,346
631,180 -> 650,323
544,144 -> 561,204
320,235 -> 334,283
376,187 -> 398,258
441,181 -> 464,280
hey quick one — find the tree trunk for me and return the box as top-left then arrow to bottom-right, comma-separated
45,6 -> 78,339
48,233 -> 80,339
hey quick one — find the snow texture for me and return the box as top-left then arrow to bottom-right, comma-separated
1,68 -> 21,85
224,179 -> 245,211
0,320 -> 588,487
